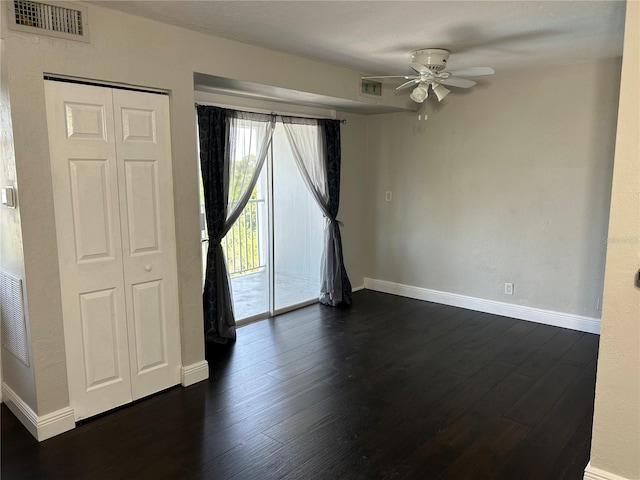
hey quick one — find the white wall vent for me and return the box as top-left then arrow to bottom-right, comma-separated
1,271 -> 30,366
8,0 -> 89,43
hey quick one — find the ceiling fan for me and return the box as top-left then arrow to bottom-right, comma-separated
363,49 -> 495,103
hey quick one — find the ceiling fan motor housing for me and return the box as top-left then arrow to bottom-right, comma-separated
410,48 -> 450,72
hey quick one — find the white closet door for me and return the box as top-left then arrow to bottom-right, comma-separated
112,89 -> 181,399
45,81 -> 132,420
45,81 -> 182,420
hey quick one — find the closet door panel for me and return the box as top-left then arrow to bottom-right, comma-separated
79,288 -> 123,389
68,159 -> 116,262
131,280 -> 167,373
113,89 -> 181,400
124,160 -> 160,255
45,81 -> 133,421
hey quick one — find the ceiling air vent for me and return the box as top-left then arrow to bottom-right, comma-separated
361,79 -> 382,97
8,0 -> 89,42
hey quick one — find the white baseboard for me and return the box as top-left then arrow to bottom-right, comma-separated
584,462 -> 635,480
2,382 -> 75,441
363,278 -> 601,334
352,285 -> 365,293
181,360 -> 209,387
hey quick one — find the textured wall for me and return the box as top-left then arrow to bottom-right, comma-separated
365,58 -> 621,319
589,1 -> 640,478
337,112 -> 369,289
0,37 -> 37,410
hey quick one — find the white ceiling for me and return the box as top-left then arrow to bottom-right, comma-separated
89,1 -> 626,113
91,1 -> 626,75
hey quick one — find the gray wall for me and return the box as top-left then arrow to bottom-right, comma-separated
339,112 -> 369,289
0,37 -> 36,409
365,58 -> 621,318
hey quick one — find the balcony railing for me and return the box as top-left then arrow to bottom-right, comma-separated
201,199 -> 266,278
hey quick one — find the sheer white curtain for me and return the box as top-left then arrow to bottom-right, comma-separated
225,113 -> 275,227
281,117 -> 351,306
281,120 -> 329,213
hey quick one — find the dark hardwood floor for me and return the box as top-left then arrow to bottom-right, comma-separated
2,290 -> 599,479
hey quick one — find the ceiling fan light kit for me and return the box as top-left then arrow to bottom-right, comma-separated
432,83 -> 451,101
409,83 -> 429,103
362,48 -> 495,105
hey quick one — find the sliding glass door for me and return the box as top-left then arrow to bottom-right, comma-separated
201,123 -> 324,322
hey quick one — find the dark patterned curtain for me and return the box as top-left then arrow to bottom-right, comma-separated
281,117 -> 352,306
320,119 -> 352,306
197,106 -> 275,343
197,106 -> 232,343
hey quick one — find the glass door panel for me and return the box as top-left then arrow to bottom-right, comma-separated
272,124 -> 324,311
224,156 -> 270,321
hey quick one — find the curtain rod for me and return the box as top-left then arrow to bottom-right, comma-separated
194,103 -> 346,124
271,112 -> 346,124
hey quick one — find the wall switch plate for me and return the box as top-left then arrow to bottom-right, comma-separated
1,186 -> 16,208
385,191 -> 392,202
505,283 -> 514,295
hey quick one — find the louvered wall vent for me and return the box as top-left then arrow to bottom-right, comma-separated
8,0 -> 89,42
1,270 -> 30,367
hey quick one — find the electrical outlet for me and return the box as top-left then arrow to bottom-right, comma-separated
504,283 -> 514,295
385,191 -> 392,202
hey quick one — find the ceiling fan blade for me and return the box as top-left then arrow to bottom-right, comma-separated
362,75 -> 413,80
438,77 -> 477,88
409,62 -> 430,74
445,67 -> 495,77
396,79 -> 420,90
